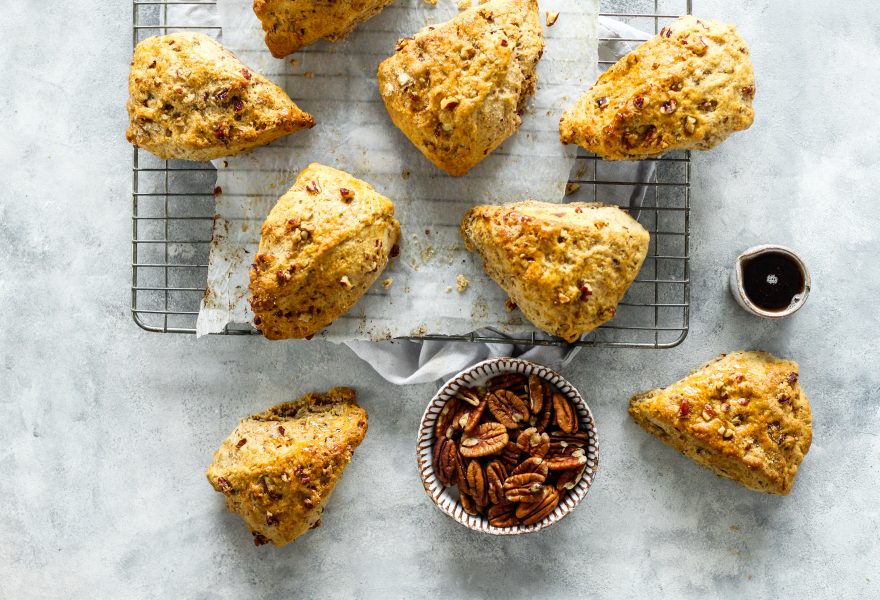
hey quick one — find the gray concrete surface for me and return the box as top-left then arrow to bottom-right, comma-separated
1,1 -> 878,598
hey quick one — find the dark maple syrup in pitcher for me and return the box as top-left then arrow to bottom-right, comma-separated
741,251 -> 805,311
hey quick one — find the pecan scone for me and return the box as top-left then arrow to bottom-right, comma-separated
126,33 -> 314,161
206,387 -> 368,547
254,0 -> 396,58
461,201 -> 649,342
560,16 -> 755,160
629,351 -> 812,495
249,163 -> 400,340
377,0 -> 544,176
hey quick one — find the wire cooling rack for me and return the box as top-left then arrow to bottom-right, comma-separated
132,0 -> 691,347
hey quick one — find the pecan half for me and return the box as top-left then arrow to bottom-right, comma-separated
500,441 -> 522,467
458,396 -> 488,434
552,393 -> 578,434
460,422 -> 508,457
455,451 -> 469,493
455,387 -> 481,406
555,464 -> 586,491
504,457 -> 549,502
486,372 -> 527,393
548,431 -> 590,449
466,460 -> 488,505
434,397 -> 459,440
486,460 -> 508,504
488,501 -> 519,527
460,491 -> 481,516
527,375 -> 544,414
534,388 -> 553,432
488,390 -> 530,429
450,399 -> 472,433
516,427 -> 550,458
545,444 -> 587,471
516,487 -> 560,526
509,456 -> 549,479
433,437 -> 459,486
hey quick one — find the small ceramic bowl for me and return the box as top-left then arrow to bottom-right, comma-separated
416,357 -> 599,535
730,244 -> 811,318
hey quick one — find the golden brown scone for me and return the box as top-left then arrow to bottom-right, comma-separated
629,351 -> 812,495
377,0 -> 544,176
249,163 -> 401,340
461,201 -> 649,342
206,387 -> 368,547
254,0 -> 395,58
560,16 -> 755,160
126,32 -> 314,161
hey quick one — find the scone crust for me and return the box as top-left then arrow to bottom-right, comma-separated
461,201 -> 650,342
206,387 -> 368,547
126,32 -> 315,161
560,16 -> 755,160
254,0 -> 396,58
629,351 -> 812,495
377,0 -> 544,176
249,163 -> 401,340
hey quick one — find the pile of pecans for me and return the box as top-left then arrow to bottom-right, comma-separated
432,372 -> 590,528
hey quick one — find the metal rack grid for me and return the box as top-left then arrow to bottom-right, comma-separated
132,0 -> 691,347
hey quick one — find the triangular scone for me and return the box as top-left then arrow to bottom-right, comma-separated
377,0 -> 544,176
126,33 -> 314,161
461,201 -> 649,342
249,164 -> 400,340
254,0 -> 396,58
629,351 -> 812,495
560,16 -> 754,160
206,387 -> 368,547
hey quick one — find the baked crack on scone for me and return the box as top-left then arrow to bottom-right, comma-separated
254,0 -> 396,58
377,0 -> 544,176
461,201 -> 650,342
249,163 -> 401,340
126,33 -> 314,161
560,16 -> 755,160
206,387 -> 368,547
628,351 -> 812,495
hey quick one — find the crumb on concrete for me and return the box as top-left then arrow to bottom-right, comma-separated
423,0 -> 438,4
445,285 -> 453,293
303,71 -> 315,78
289,58 -> 299,67
401,169 -> 410,180
455,274 -> 470,292
411,324 -> 428,336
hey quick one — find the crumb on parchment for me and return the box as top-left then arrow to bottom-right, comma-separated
546,11 -> 559,27
382,277 -> 393,289
457,0 -> 471,9
445,285 -> 453,293
456,274 -> 470,292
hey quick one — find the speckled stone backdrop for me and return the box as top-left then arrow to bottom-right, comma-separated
1,1 -> 878,598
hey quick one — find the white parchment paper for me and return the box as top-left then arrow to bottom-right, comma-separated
197,0 -> 598,339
